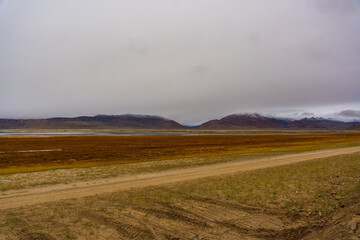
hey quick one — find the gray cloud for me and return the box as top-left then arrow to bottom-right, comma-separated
339,110 -> 360,118
1,0 -> 360,124
191,65 -> 209,74
313,0 -> 360,16
301,112 -> 315,117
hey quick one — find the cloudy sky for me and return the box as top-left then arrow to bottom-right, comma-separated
1,0 -> 360,124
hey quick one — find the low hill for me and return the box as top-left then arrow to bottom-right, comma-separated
0,114 -> 185,129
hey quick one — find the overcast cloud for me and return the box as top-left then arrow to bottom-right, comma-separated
1,0 -> 360,124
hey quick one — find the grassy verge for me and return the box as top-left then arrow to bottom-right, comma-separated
164,152 -> 360,213
0,151 -> 279,192
87,152 -> 359,214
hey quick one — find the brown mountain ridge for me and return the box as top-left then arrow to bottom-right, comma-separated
198,114 -> 355,130
0,114 -> 185,129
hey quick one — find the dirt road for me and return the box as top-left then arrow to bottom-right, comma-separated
1,146 -> 360,210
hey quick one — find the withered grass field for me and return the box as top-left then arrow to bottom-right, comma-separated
0,151 -> 359,239
1,132 -> 360,174
0,132 -> 360,239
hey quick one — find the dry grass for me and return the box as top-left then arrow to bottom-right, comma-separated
0,151 -> 359,239
1,132 -> 360,239
166,152 -> 360,213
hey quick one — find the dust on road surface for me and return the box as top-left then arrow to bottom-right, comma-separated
1,146 -> 360,210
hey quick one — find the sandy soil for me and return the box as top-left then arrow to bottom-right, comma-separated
1,146 -> 360,211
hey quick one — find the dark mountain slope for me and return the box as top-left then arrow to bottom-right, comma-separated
0,114 -> 185,129
198,113 -> 289,129
198,114 -> 353,130
288,117 -> 352,130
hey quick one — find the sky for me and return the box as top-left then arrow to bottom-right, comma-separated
1,0 -> 360,125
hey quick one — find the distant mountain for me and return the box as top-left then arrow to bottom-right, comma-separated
0,114 -> 185,129
287,117 -> 353,130
198,114 -> 354,130
198,113 -> 290,129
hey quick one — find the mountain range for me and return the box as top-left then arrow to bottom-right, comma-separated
0,114 -> 184,130
0,113 -> 359,130
198,113 -> 355,130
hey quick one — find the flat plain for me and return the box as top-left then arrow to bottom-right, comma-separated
0,131 -> 360,239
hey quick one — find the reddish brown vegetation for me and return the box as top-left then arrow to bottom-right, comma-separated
1,133 -> 360,171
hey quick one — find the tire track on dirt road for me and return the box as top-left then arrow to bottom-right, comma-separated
1,146 -> 360,210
